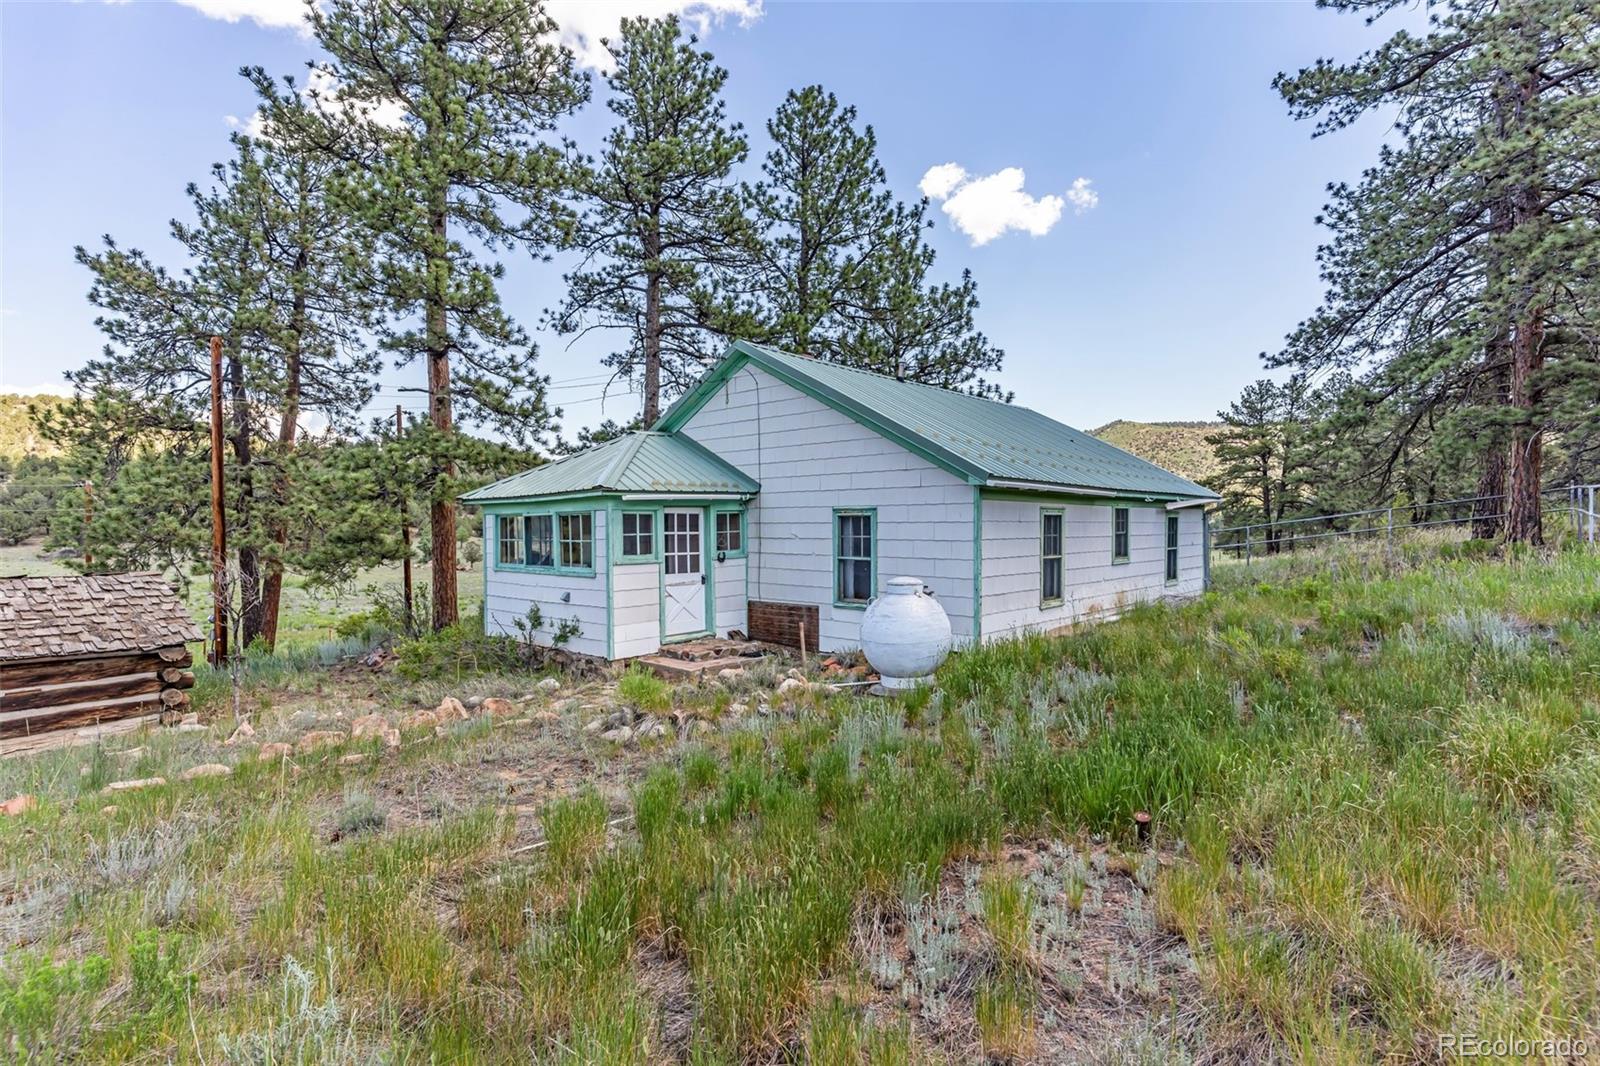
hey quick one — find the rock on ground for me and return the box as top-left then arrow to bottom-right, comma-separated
296,730 -> 347,753
351,713 -> 389,739
601,726 -> 633,744
104,777 -> 167,793
537,677 -> 562,693
435,697 -> 469,721
1,794 -> 37,817
223,721 -> 255,746
480,697 -> 517,717
258,742 -> 293,761
180,763 -> 231,781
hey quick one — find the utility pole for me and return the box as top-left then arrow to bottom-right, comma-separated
81,479 -> 93,569
209,336 -> 228,667
397,404 -> 414,634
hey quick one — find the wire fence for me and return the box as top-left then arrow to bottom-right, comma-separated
1211,483 -> 1600,564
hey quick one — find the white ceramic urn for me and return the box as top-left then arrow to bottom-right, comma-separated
859,576 -> 953,690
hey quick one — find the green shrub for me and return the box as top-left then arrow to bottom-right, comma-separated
0,951 -> 111,1061
394,616 -> 528,681
616,664 -> 670,714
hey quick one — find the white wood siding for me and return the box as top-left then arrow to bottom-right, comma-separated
482,509 -> 609,659
612,562 -> 660,660
679,367 -> 976,652
714,556 -> 747,636
980,500 -> 1204,640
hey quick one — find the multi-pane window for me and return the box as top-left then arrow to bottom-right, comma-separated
664,511 -> 700,574
558,513 -> 593,569
1166,513 -> 1180,582
525,514 -> 554,568
715,511 -> 743,553
1041,511 -> 1064,603
1113,507 -> 1130,561
621,512 -> 654,558
835,511 -> 874,604
497,515 -> 524,566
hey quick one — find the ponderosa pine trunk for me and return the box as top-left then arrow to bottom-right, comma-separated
1505,308 -> 1547,543
259,242 -> 307,651
225,348 -> 266,647
1502,56 -> 1547,546
642,212 -> 662,424
427,201 -> 458,632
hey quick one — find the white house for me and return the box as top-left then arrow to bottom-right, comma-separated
463,340 -> 1219,660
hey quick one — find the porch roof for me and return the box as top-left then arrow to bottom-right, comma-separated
461,431 -> 759,503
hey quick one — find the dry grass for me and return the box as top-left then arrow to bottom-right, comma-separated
4,541 -> 1600,1062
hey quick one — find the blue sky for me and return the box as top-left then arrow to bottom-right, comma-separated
0,1 -> 1397,437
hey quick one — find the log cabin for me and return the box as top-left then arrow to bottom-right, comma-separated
0,572 -> 201,753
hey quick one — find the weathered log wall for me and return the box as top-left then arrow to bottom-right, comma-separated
0,646 -> 194,740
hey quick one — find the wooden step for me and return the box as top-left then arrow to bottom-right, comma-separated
638,654 -> 761,681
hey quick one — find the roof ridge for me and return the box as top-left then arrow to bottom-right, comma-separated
746,341 -> 1040,418
596,431 -> 648,487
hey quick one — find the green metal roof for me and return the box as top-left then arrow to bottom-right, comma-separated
657,341 -> 1219,500
461,431 -> 759,503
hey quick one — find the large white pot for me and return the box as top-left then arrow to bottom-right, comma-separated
859,576 -> 953,690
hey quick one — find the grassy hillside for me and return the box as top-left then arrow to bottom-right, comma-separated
3,543 -> 1597,1060
1091,419 -> 1222,485
0,393 -> 66,460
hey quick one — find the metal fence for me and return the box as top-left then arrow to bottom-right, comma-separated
1211,483 -> 1600,563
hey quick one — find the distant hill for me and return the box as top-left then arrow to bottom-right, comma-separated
1090,419 -> 1222,485
0,394 -> 66,461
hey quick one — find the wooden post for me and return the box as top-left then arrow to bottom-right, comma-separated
397,405 -> 414,633
81,479 -> 93,568
209,336 -> 228,667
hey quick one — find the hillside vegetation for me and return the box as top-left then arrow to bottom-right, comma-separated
1091,419 -> 1222,485
0,394 -> 65,461
3,543 -> 1597,1061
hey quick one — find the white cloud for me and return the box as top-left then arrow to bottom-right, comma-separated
174,0 -> 310,31
920,164 -> 1097,246
546,0 -> 762,71
918,163 -> 967,201
1064,176 -> 1099,214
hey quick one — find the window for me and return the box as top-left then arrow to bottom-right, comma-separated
1113,507 -> 1130,561
1041,510 -> 1063,604
835,510 -> 874,605
558,513 -> 593,569
715,511 -> 743,553
497,515 -> 524,566
621,512 -> 654,558
1166,513 -> 1180,582
664,511 -> 700,574
525,514 -> 554,568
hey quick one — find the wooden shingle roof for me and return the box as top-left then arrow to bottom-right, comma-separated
0,573 -> 203,663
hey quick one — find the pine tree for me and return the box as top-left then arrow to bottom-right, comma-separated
68,133 -> 377,648
1272,0 -> 1600,543
745,87 -> 1006,396
550,16 -> 752,423
1206,377 -> 1315,552
257,0 -> 588,630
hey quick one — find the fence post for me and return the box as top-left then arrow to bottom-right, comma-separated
1386,506 -> 1394,553
1245,526 -> 1252,565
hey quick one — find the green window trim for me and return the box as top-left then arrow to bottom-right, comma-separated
491,507 -> 599,577
833,507 -> 877,609
1112,506 -> 1130,563
618,510 -> 658,561
712,507 -> 747,559
1165,512 -> 1180,584
1040,508 -> 1064,607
